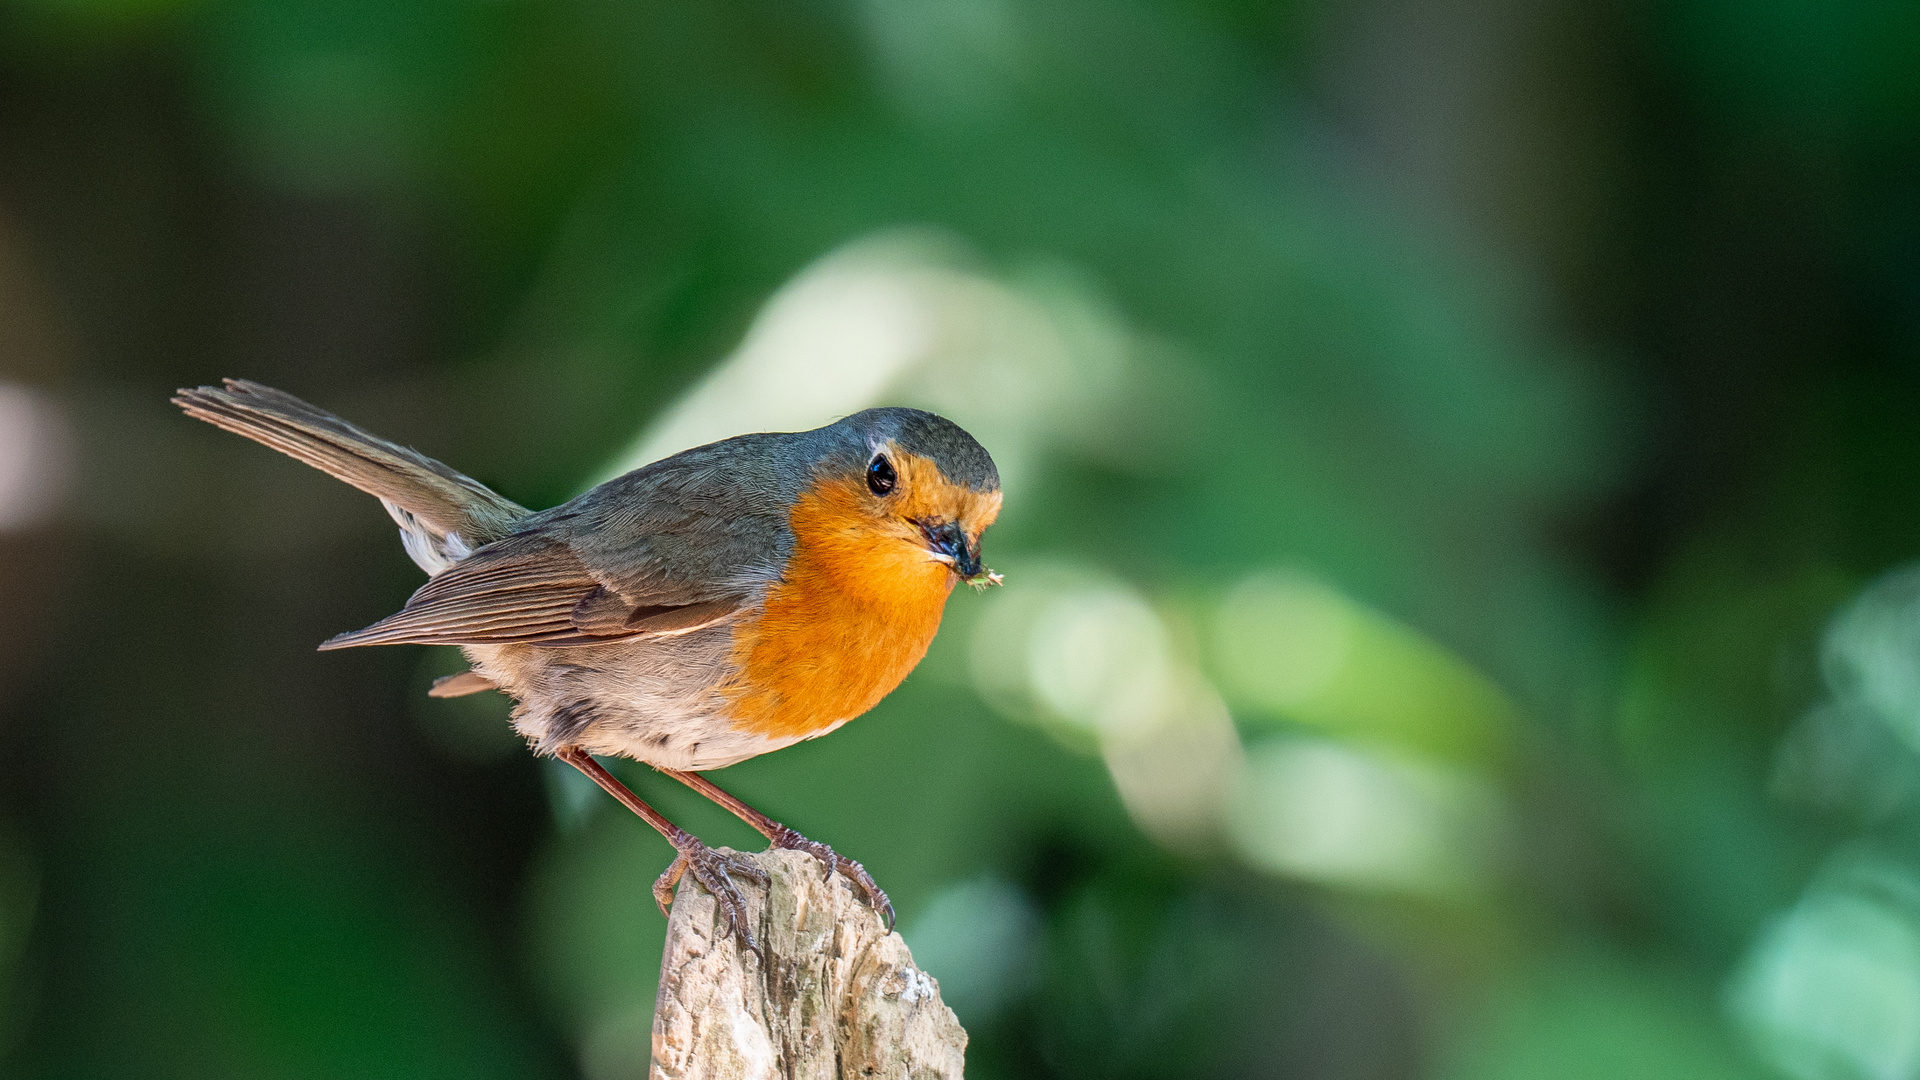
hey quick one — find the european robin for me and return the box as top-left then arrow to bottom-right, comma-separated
174,379 -> 1002,947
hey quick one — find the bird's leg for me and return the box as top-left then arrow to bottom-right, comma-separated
555,747 -> 767,953
664,769 -> 895,931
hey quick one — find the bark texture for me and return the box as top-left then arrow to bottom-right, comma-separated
650,848 -> 967,1079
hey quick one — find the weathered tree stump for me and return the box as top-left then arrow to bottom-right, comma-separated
650,848 -> 967,1079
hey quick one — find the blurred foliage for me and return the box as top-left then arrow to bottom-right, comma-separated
0,0 -> 1919,1078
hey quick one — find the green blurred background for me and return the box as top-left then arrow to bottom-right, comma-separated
1,0 -> 1919,1076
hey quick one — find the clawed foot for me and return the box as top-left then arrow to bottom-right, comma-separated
654,839 -> 770,954
767,825 -> 896,931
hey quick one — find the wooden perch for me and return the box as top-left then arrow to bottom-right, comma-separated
650,848 -> 968,1079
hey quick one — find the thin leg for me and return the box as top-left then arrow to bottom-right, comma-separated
664,769 -> 895,931
556,747 -> 767,952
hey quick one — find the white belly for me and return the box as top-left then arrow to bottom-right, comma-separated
459,621 -> 805,771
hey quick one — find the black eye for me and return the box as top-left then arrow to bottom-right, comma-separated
867,454 -> 897,495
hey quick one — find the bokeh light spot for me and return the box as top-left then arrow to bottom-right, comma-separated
0,383 -> 69,532
904,875 -> 1042,1027
1229,736 -> 1501,896
1215,571 -> 1354,708
1731,851 -> 1920,1080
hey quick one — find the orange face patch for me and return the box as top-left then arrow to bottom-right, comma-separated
723,448 -> 999,740
882,448 -> 1002,549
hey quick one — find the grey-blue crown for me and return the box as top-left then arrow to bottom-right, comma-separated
843,407 -> 999,492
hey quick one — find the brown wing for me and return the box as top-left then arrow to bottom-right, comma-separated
318,536 -> 744,650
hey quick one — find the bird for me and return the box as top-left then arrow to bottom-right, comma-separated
173,379 -> 1001,950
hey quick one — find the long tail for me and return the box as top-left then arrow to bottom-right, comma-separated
174,379 -> 528,574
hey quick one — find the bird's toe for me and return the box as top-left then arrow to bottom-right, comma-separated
656,841 -> 766,955
768,827 -> 895,932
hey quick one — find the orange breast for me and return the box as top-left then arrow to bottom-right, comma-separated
723,475 -> 956,740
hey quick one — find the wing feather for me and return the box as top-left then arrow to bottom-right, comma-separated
317,430 -> 802,651
319,536 -> 744,649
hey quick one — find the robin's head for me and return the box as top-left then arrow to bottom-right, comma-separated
809,408 -> 1002,588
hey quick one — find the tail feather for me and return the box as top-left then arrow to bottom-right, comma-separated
174,379 -> 528,572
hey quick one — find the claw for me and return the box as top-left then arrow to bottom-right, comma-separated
768,825 -> 896,932
655,841 -> 769,955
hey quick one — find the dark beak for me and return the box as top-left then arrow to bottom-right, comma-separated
921,520 -> 983,580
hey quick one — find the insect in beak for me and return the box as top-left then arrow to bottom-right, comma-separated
918,519 -> 1002,588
